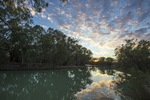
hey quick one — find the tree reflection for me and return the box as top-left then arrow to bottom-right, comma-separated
95,67 -> 115,75
114,70 -> 150,100
0,69 -> 92,100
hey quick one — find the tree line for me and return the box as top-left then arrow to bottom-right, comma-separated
0,0 -> 92,66
90,57 -> 114,67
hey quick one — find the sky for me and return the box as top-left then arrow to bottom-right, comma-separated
31,0 -> 150,58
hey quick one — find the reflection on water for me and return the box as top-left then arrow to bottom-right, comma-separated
75,68 -> 120,100
0,69 -> 92,100
0,67 -> 121,100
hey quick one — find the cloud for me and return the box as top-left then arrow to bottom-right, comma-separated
145,33 -> 150,40
33,0 -> 150,57
111,0 -> 118,7
135,28 -> 148,34
28,7 -> 36,16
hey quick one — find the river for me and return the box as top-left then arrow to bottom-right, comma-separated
0,67 -> 122,100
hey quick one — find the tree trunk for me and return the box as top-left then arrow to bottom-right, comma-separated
21,47 -> 25,64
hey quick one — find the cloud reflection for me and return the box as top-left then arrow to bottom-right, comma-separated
75,68 -> 120,100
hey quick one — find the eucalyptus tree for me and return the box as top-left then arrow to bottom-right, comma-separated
0,0 -> 33,63
25,25 -> 46,63
50,30 -> 68,65
115,39 -> 150,71
64,37 -> 78,65
74,45 -> 92,65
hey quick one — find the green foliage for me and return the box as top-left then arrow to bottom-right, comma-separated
115,39 -> 150,71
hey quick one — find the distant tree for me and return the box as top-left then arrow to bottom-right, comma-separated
105,57 -> 114,62
99,57 -> 105,62
115,39 -> 150,71
105,57 -> 114,66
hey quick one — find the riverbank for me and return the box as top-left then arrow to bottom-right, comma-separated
0,63 -> 118,71
0,63 -> 89,71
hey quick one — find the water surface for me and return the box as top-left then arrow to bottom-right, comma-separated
0,67 -> 120,100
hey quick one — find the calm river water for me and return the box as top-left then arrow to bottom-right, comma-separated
0,67 -> 121,100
